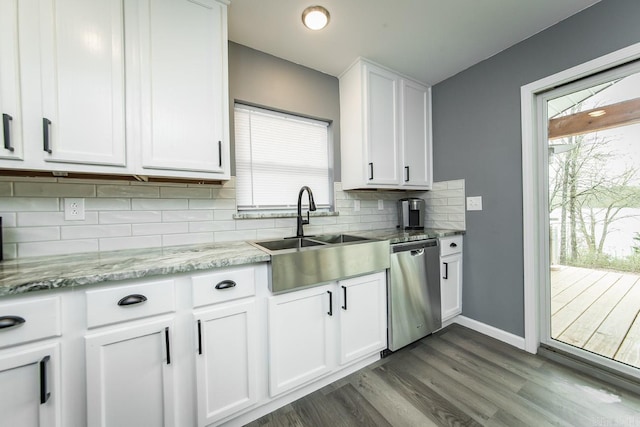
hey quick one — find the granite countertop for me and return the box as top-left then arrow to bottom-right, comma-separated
0,241 -> 269,297
0,228 -> 464,297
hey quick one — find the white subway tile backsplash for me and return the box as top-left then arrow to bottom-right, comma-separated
19,239 -> 99,257
0,182 -> 12,196
133,222 -> 189,236
0,197 -> 59,211
62,224 -> 131,240
97,185 -> 160,198
162,210 -> 213,222
18,211 -> 99,226
132,198 -> 188,211
99,235 -> 161,251
1,176 -> 463,260
4,226 -> 60,243
14,182 -> 96,197
0,213 -> 17,227
100,211 -> 162,224
162,232 -> 213,247
160,187 -> 212,199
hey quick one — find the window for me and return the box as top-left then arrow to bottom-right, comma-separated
234,104 -> 332,211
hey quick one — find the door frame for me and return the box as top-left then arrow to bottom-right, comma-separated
521,42 -> 640,356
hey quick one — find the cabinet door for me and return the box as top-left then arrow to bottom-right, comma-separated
441,254 -> 462,321
39,0 -> 126,167
338,272 -> 387,365
194,300 -> 258,426
85,318 -> 175,427
400,79 -> 432,189
268,284 -> 335,397
364,63 -> 399,185
0,343 -> 60,427
0,0 -> 24,162
134,0 -> 228,176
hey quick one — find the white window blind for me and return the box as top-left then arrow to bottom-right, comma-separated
235,104 -> 332,210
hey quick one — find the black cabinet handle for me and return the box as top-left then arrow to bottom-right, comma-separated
197,320 -> 203,355
117,294 -> 147,306
450,242 -> 457,248
341,286 -> 347,310
42,118 -> 52,153
0,315 -> 25,330
215,280 -> 236,290
327,291 -> 333,316
165,327 -> 171,365
3,114 -> 14,152
368,162 -> 374,180
443,262 -> 449,280
218,141 -> 222,167
404,166 -> 410,182
40,355 -> 51,404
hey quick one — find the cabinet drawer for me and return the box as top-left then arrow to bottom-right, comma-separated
192,266 -> 256,308
86,279 -> 175,328
0,296 -> 61,348
440,235 -> 463,256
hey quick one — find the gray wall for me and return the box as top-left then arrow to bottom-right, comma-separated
228,42 -> 341,179
432,0 -> 640,336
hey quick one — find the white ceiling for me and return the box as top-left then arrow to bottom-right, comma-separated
228,0 -> 601,85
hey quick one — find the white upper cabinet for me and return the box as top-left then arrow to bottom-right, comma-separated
128,0 -> 230,179
39,0 -> 127,168
0,0 -> 26,163
340,58 -> 432,190
0,0 -> 230,180
400,79 -> 433,188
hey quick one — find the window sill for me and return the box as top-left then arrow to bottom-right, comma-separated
233,211 -> 339,220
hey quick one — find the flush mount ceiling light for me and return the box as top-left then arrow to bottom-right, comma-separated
302,5 -> 330,30
588,109 -> 607,117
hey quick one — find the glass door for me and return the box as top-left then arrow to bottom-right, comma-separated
542,62 -> 640,377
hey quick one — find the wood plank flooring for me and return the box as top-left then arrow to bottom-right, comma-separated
247,324 -> 640,426
551,265 -> 640,368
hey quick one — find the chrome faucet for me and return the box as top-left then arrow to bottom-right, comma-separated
296,186 -> 317,237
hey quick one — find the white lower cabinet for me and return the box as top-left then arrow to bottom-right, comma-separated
268,283 -> 335,397
0,343 -> 60,427
85,317 -> 176,427
338,272 -> 387,364
194,299 -> 258,426
2,263 -> 387,426
268,271 -> 387,397
440,235 -> 463,321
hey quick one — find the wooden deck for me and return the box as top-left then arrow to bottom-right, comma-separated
551,265 -> 640,369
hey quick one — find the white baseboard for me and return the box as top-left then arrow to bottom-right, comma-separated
450,315 -> 526,350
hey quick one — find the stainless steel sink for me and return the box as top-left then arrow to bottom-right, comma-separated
307,234 -> 369,244
254,238 -> 325,251
250,234 -> 389,293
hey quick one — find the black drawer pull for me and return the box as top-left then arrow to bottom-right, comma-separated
218,140 -> 222,167
404,166 -> 410,182
3,113 -> 14,152
443,262 -> 449,280
165,327 -> 171,365
43,118 -> 52,153
341,286 -> 347,310
327,291 -> 333,316
117,294 -> 147,306
0,315 -> 25,330
215,280 -> 236,290
368,162 -> 374,180
450,242 -> 457,248
197,320 -> 203,355
40,355 -> 51,404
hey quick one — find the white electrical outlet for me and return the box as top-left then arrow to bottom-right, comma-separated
64,198 -> 85,220
378,200 -> 384,210
354,199 -> 360,212
467,196 -> 483,211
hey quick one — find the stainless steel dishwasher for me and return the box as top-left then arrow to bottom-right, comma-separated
387,239 -> 441,351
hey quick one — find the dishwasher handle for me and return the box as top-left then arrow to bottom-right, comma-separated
391,239 -> 437,253
411,249 -> 424,256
